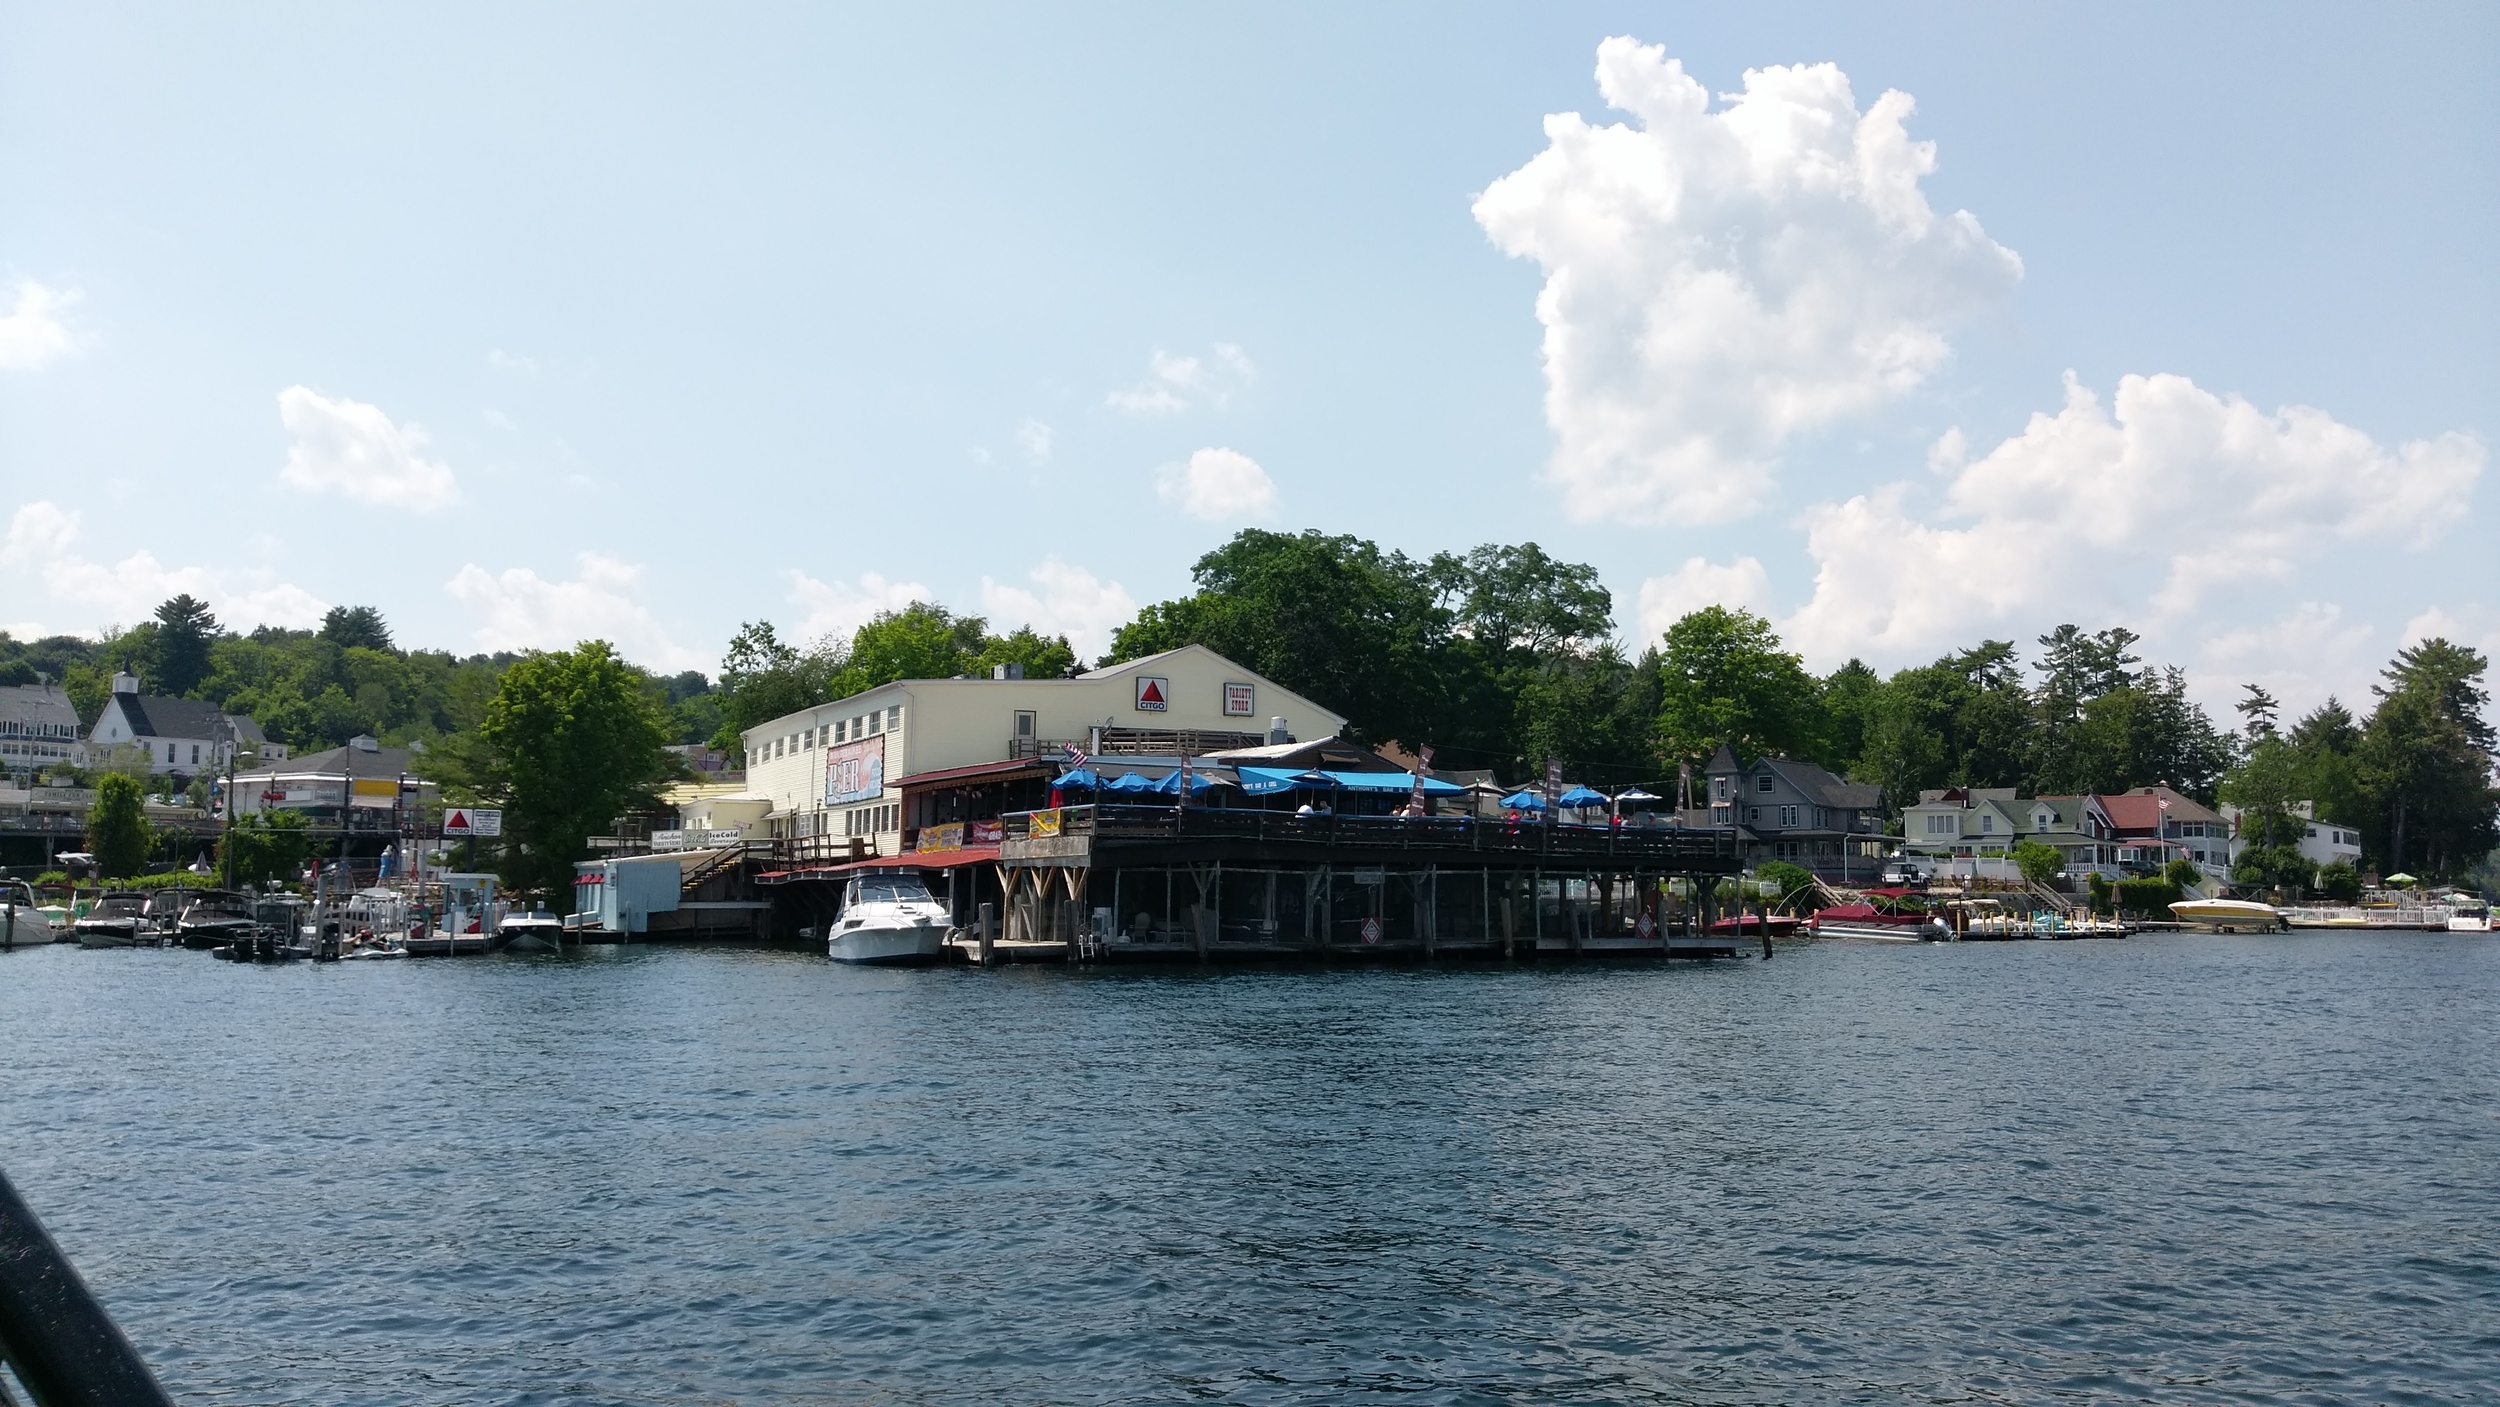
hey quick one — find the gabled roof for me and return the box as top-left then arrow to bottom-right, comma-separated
0,683 -> 80,727
108,692 -> 228,742
1075,642 -> 1240,680
1756,755 -> 1883,811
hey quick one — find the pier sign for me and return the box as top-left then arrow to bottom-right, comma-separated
1135,676 -> 1170,712
443,807 -> 502,837
825,736 -> 886,805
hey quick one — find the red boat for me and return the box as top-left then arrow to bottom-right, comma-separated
1809,887 -> 1939,931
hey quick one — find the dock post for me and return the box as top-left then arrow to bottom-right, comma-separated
1420,866 -> 1435,958
1500,878 -> 1515,960
978,901 -> 996,966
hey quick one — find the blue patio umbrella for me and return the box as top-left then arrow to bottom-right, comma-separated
1153,769 -> 1218,794
1055,767 -> 1101,789
1104,771 -> 1158,795
1558,785 -> 1609,807
1499,790 -> 1547,810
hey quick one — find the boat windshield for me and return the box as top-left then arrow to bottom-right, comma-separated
856,876 -> 934,905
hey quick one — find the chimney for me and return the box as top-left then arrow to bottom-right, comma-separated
112,671 -> 141,695
992,662 -> 1024,681
1268,716 -> 1290,745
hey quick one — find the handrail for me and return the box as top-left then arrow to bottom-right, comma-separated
0,1169 -> 177,1407
996,803 -> 1740,866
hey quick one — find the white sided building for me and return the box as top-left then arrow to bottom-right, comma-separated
738,645 -> 1349,854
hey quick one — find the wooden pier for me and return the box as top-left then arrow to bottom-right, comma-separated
981,803 -> 1748,963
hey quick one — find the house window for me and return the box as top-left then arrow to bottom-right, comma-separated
887,707 -> 902,730
1015,710 -> 1037,740
1747,807 -> 1760,823
1980,814 -> 1994,834
1777,805 -> 1799,827
190,744 -> 200,764
1925,813 -> 1957,836
1757,774 -> 1774,793
1712,777 -> 1728,801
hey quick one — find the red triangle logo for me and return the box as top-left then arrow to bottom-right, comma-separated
1140,680 -> 1165,705
447,810 -> 469,829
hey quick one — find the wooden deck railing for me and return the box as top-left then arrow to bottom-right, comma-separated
999,803 -> 1741,868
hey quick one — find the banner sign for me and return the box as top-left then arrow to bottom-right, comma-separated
1029,809 -> 1063,839
1135,676 -> 1169,712
824,736 -> 886,806
1409,745 -> 1435,813
969,819 -> 1004,844
918,822 -> 966,852
1223,682 -> 1255,717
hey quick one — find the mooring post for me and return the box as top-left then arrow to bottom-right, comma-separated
978,900 -> 996,967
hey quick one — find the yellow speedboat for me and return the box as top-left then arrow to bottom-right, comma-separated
2169,898 -> 2284,932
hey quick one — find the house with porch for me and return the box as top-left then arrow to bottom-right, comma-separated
1901,787 -> 2123,878
2097,785 -> 2231,878
1687,744 -> 1886,881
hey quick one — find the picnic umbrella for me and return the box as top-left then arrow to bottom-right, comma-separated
1498,790 -> 1547,810
1153,769 -> 1218,795
1054,767 -> 1101,790
1104,771 -> 1158,795
1557,785 -> 1609,807
2383,872 -> 2419,888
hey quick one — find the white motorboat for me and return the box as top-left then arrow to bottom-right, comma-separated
827,872 -> 951,965
2,882 -> 57,948
2445,897 -> 2492,933
495,910 -> 565,952
2169,897 -> 2284,932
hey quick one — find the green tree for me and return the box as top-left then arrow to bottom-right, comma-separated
2012,839 -> 2063,885
86,772 -> 153,879
707,621 -> 850,753
2358,639 -> 2497,877
969,625 -> 1078,681
1818,659 -> 1881,777
1755,859 -> 1816,903
843,603 -> 989,690
2285,698 -> 2366,831
319,605 -> 396,653
2232,844 -> 2313,893
149,594 -> 221,696
426,641 -> 682,899
1653,607 -> 1821,769
220,808 -> 313,887
2221,735 -> 2307,850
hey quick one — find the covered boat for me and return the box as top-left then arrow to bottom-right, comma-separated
174,890 -> 256,949
1810,887 -> 1944,939
827,871 -> 951,965
73,891 -> 152,948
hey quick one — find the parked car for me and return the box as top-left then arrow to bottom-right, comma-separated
1879,861 -> 1926,887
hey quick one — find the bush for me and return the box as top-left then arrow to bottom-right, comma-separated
1755,860 -> 1816,901
2232,844 -> 2314,892
2313,861 -> 2362,903
2163,857 -> 2202,889
2086,872 -> 2114,915
2012,841 -> 2063,886
2114,876 -> 2182,916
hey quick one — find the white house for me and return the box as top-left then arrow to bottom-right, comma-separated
87,671 -> 278,778
0,683 -> 87,774
2221,801 -> 2364,871
737,644 -> 1349,855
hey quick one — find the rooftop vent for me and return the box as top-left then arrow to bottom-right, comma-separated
1268,716 -> 1290,745
349,734 -> 380,752
992,662 -> 1025,681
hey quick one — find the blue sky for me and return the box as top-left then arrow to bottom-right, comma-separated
3,3 -> 2494,717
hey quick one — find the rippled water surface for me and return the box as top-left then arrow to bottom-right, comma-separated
4,935 -> 2496,1404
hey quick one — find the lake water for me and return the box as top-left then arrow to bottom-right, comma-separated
3,935 -> 2494,1404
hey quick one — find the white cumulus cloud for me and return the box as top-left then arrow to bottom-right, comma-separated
2,499 -> 327,632
0,280 -> 89,371
1635,556 -> 1776,644
1473,36 -> 2022,524
444,552 -> 701,671
1106,344 -> 1255,416
1156,446 -> 1277,522
278,386 -> 462,511
1781,372 -> 2486,674
786,569 -> 931,645
980,559 -> 1139,662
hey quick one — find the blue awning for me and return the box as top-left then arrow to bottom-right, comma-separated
1238,766 -> 1464,795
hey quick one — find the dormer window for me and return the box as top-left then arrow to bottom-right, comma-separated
1756,774 -> 1774,794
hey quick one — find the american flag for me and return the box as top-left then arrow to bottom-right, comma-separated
1063,742 -> 1089,768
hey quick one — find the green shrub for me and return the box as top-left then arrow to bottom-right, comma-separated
2012,841 -> 2063,886
2163,857 -> 2202,889
2086,872 -> 2113,915
2232,844 -> 2314,892
1756,860 -> 1816,901
2313,861 -> 2362,903
2114,876 -> 2182,916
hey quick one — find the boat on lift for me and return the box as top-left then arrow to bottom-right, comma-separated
2168,897 -> 2285,932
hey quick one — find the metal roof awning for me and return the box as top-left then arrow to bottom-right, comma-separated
755,845 -> 1001,884
898,758 -> 1058,789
